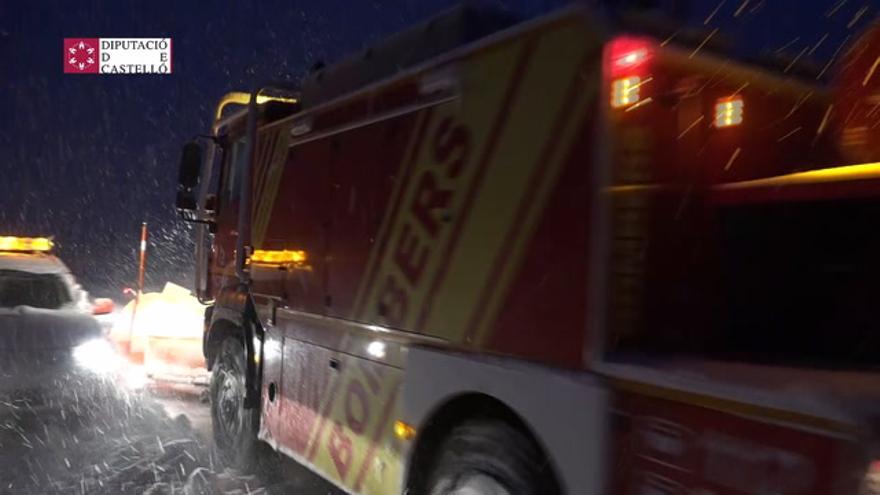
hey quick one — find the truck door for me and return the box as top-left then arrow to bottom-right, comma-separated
262,136 -> 337,461
315,113 -> 416,493
211,134 -> 248,291
248,122 -> 295,318
273,103 -> 423,493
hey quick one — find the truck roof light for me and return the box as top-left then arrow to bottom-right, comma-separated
215,92 -> 299,121
0,236 -> 53,252
715,96 -> 744,127
611,76 -> 641,108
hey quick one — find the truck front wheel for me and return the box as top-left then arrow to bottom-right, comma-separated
425,419 -> 558,495
210,336 -> 260,472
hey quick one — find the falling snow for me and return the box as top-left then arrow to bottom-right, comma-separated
1,1 -> 878,494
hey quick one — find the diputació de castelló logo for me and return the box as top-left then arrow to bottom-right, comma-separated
63,38 -> 99,73
63,38 -> 172,75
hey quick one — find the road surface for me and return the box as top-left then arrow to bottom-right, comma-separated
153,383 -> 343,494
0,365 -> 342,494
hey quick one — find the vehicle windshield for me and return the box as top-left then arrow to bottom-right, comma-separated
0,269 -> 72,310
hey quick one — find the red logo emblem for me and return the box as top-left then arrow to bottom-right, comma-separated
63,38 -> 99,73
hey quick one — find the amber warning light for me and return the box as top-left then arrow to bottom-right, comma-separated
0,236 -> 53,252
250,249 -> 307,265
715,96 -> 744,128
611,76 -> 641,108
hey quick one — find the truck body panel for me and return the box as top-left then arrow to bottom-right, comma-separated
182,6 -> 878,494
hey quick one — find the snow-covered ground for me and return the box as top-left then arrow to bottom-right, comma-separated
0,366 -> 340,494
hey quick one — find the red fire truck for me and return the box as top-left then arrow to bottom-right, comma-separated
174,5 -> 879,494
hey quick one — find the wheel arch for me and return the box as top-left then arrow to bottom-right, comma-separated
405,391 -> 562,494
204,290 -> 263,408
205,317 -> 243,371
399,347 -> 609,495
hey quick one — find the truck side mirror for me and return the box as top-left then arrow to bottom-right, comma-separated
176,141 -> 203,215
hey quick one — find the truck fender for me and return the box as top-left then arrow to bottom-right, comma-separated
204,284 -> 262,408
401,346 -> 609,495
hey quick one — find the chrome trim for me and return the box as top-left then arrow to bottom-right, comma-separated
274,308 -> 446,368
235,91 -> 259,283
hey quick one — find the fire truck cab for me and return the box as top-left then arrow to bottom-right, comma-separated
176,5 -> 878,494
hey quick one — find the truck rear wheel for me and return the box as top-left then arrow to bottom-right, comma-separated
425,419 -> 558,495
210,336 -> 260,472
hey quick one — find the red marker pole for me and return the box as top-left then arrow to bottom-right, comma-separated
127,222 -> 148,362
137,222 -> 148,297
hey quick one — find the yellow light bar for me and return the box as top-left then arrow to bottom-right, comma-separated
215,91 -> 299,120
715,97 -> 744,128
250,249 -> 307,265
715,162 -> 880,190
393,420 -> 416,441
0,236 -> 53,252
611,76 -> 641,108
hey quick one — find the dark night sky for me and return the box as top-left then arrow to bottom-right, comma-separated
0,0 -> 874,297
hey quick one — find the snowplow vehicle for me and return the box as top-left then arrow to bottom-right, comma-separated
175,5 -> 879,495
108,282 -> 208,386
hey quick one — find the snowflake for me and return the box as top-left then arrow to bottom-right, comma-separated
67,40 -> 96,71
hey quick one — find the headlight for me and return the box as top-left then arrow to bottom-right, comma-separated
863,460 -> 880,495
72,339 -> 121,374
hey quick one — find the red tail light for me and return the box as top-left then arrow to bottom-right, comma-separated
606,36 -> 655,110
606,36 -> 653,78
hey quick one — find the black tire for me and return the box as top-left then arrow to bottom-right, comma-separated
425,419 -> 559,495
210,336 -> 261,472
